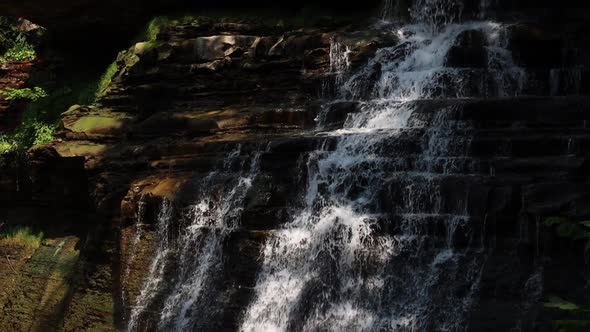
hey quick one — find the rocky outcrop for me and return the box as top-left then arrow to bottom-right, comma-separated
1,12 -> 590,331
0,17 -> 397,330
0,61 -> 34,132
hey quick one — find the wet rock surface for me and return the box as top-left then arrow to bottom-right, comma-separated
0,13 -> 590,331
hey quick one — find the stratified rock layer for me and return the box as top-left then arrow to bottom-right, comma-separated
0,14 -> 589,331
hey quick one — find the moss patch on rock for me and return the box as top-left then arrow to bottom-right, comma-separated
0,236 -> 80,332
61,263 -> 116,332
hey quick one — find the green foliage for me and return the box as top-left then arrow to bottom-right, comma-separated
544,295 -> 590,332
0,34 -> 36,62
545,297 -> 582,311
143,16 -> 173,41
0,17 -> 37,63
0,119 -> 56,154
0,226 -> 44,249
552,320 -> 590,332
0,87 -> 48,101
543,217 -> 567,226
0,136 -> 13,153
95,61 -> 118,99
0,86 -> 53,154
94,51 -> 139,101
543,217 -> 590,241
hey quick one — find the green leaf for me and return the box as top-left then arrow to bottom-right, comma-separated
579,220 -> 590,228
553,320 -> 590,332
0,87 -> 48,101
557,223 -> 589,240
544,217 -> 567,226
544,296 -> 580,311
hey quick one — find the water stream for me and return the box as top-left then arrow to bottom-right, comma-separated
127,1 -> 533,330
241,2 -> 523,331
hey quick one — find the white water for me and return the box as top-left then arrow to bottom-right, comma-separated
122,195 -> 148,323
409,0 -> 464,32
158,147 -> 260,331
125,146 -> 261,331
127,199 -> 174,331
126,1 -> 531,330
241,4 -> 524,332
342,21 -> 525,102
321,37 -> 352,98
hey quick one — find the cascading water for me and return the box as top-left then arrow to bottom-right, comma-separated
127,199 -> 173,331
329,38 -> 352,87
409,0 -> 464,32
126,1 -> 532,331
158,147 -> 261,331
241,2 -> 524,332
380,0 -> 398,21
125,146 -> 262,331
321,38 -> 352,99
122,195 -> 148,322
343,21 -> 525,101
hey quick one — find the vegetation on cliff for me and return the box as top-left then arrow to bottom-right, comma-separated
0,15 -> 120,154
0,17 -> 38,63
0,226 -> 43,248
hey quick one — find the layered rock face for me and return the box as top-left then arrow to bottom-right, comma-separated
0,61 -> 34,131
0,6 -> 590,332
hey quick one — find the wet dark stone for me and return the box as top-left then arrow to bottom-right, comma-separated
523,183 -> 590,217
446,29 -> 488,68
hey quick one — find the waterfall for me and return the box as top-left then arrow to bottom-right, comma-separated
342,22 -> 525,101
158,147 -> 261,331
322,37 -> 352,98
122,195 -> 148,322
409,0 -> 464,32
125,1 -> 531,330
127,199 -> 174,331
380,0 -> 397,21
241,2 -> 524,332
125,146 -> 262,331
329,38 -> 351,87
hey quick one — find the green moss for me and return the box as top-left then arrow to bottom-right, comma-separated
134,9 -> 370,45
0,226 -> 44,249
70,116 -> 123,133
0,236 -> 81,331
54,141 -> 107,158
95,61 -> 118,99
94,50 -> 140,100
61,264 -> 116,332
143,16 -> 173,41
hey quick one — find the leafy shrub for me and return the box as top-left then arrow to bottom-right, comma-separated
0,34 -> 36,62
0,136 -> 13,153
0,116 -> 55,154
542,221 -> 590,332
0,226 -> 44,249
543,217 -> 590,241
0,87 -> 48,101
0,86 -> 52,154
0,17 -> 37,63
544,297 -> 590,332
